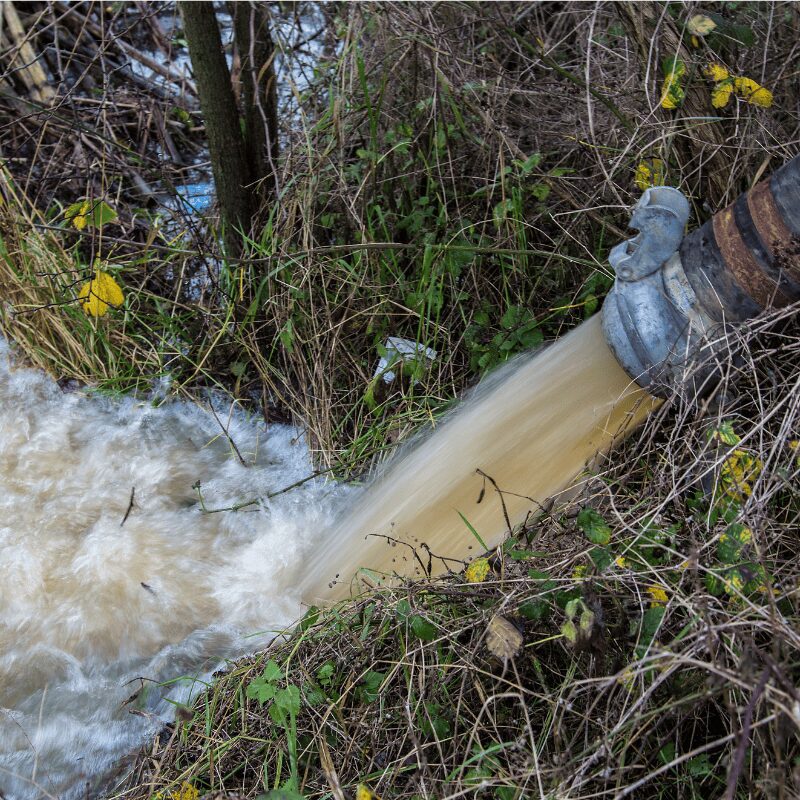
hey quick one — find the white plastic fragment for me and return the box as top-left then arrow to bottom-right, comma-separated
375,337 -> 437,384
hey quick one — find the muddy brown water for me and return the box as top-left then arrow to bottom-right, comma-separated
301,315 -> 655,602
0,315 -> 654,798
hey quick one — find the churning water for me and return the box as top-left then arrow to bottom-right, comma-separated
0,339 -> 354,799
0,314 -> 655,799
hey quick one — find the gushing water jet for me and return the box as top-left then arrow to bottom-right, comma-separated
302,155 -> 800,603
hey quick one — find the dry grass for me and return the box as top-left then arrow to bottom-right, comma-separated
3,3 -> 800,798
114,305 -> 800,800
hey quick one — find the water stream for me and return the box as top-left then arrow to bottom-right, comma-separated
0,316 -> 655,799
0,339 -> 354,799
302,315 -> 656,603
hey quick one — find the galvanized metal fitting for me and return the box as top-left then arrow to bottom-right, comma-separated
602,187 -> 715,394
603,155 -> 800,396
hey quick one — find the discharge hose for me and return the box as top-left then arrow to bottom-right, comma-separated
602,155 -> 800,394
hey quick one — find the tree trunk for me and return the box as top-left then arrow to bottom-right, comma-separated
179,1 -> 252,256
232,0 -> 279,216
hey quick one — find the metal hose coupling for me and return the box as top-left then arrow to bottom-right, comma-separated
602,155 -> 800,396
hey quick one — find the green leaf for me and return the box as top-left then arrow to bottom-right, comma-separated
299,606 -> 320,632
705,571 -> 725,596
516,152 -> 542,175
662,56 -> 686,79
687,753 -> 713,777
259,789 -> 306,800
91,200 -> 117,227
396,599 -> 412,620
577,508 -> 612,545
579,608 -> 595,634
358,670 -> 386,704
530,183 -> 550,202
246,677 -> 276,705
564,597 -> 582,619
275,684 -> 301,717
659,741 -> 677,765
316,661 -> 335,686
589,546 -> 613,571
458,511 -> 488,550
421,702 -> 451,738
710,420 -> 740,445
728,23 -> 755,47
304,685 -> 326,707
640,606 -> 665,646
717,522 -> 752,565
410,614 -> 438,641
279,319 -> 295,354
555,587 -> 581,608
518,598 -> 550,621
263,660 -> 282,682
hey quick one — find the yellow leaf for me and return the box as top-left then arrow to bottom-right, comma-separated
167,783 -> 199,800
704,62 -> 730,82
71,200 -> 91,231
485,614 -> 523,660
688,14 -> 717,36
634,158 -> 666,191
711,81 -> 734,109
646,585 -> 668,607
572,564 -> 589,581
734,76 -> 773,108
356,784 -> 380,800
464,557 -> 490,583
78,269 -> 124,317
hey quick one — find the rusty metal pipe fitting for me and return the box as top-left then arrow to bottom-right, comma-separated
602,155 -> 800,396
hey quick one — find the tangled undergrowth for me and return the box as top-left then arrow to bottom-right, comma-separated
1,2 -> 799,474
2,3 -> 800,798
114,306 -> 800,800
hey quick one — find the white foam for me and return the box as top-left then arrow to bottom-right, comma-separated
0,339 -> 353,799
